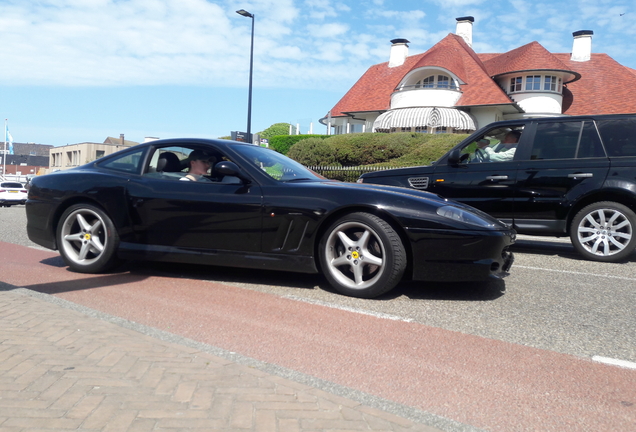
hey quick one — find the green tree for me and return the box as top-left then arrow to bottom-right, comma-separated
259,123 -> 292,140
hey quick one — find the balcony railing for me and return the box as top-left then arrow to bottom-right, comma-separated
394,83 -> 460,92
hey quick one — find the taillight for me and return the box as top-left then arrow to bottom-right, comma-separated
20,189 -> 27,193
0,189 -> 5,193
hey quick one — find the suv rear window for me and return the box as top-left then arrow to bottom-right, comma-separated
1,182 -> 23,188
597,117 -> 636,157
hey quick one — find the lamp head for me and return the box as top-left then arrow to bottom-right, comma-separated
236,9 -> 253,18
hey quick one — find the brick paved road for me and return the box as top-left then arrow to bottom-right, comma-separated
0,287 -> 447,432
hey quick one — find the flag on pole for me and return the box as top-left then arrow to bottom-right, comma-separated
5,125 -> 13,155
7,131 -> 13,155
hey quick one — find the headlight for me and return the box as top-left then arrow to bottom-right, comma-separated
436,205 -> 496,228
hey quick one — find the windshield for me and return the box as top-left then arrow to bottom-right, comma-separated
237,145 -> 326,182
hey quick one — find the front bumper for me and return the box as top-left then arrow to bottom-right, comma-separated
407,228 -> 516,282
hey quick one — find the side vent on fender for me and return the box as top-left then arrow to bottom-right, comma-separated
408,177 -> 429,190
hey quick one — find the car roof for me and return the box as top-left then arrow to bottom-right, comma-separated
481,113 -> 636,128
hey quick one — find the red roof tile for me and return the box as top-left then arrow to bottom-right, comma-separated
555,53 -> 636,115
482,42 -> 578,81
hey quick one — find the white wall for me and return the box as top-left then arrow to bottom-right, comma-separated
391,89 -> 462,109
512,93 -> 563,114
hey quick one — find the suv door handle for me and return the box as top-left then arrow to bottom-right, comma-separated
568,173 -> 593,178
486,175 -> 509,180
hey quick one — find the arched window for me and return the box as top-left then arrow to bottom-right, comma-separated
414,74 -> 457,90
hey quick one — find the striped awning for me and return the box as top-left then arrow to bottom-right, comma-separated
373,107 -> 476,132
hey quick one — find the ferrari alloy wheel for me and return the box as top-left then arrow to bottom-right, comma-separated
319,212 -> 406,298
57,203 -> 121,273
570,201 -> 636,262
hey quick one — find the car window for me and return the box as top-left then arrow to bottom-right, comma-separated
577,121 -> 606,158
237,145 -> 324,181
530,122 -> 579,160
597,117 -> 636,157
1,182 -> 23,188
530,121 -> 605,160
98,148 -> 146,173
143,146 -> 230,182
459,125 -> 524,164
145,147 -> 187,179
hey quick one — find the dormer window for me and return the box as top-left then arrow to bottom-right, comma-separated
415,74 -> 458,90
509,74 -> 563,94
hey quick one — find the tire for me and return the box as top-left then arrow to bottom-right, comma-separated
56,203 -> 121,273
570,201 -> 636,262
319,212 -> 406,298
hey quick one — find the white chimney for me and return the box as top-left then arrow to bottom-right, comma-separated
455,16 -> 474,47
571,30 -> 593,62
389,38 -> 409,68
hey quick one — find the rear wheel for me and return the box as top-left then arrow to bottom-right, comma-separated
570,201 -> 636,262
319,212 -> 406,298
57,203 -> 121,273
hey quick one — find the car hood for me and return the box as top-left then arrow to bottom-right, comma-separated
313,180 -> 510,230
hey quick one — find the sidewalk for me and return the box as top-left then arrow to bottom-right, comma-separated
0,287 -> 448,432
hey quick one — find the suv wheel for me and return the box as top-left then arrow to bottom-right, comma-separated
570,202 -> 636,262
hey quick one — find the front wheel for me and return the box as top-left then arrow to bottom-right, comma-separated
319,212 -> 406,298
57,203 -> 121,273
570,202 -> 636,262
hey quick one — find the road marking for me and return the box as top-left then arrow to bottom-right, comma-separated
592,356 -> 636,370
515,265 -> 636,282
284,295 -> 414,322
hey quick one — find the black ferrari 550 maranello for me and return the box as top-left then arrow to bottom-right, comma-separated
26,138 -> 515,298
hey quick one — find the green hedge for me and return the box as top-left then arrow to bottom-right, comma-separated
286,132 -> 468,167
268,134 -> 329,155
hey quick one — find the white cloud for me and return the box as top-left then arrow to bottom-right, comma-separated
306,22 -> 349,38
0,0 -> 634,93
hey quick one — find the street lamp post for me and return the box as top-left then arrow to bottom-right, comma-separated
236,9 -> 254,143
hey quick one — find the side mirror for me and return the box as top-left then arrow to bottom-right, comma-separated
214,161 -> 251,184
447,149 -> 461,165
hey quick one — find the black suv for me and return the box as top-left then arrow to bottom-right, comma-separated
359,114 -> 636,262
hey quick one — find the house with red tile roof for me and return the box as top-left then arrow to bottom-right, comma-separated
322,17 -> 636,135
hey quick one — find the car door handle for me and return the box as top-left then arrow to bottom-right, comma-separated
486,175 -> 509,180
568,173 -> 593,178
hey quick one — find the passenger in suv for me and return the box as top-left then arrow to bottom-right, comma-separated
359,114 -> 636,262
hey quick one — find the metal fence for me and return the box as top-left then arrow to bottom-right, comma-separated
306,165 -> 397,182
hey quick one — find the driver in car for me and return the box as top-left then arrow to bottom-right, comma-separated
181,150 -> 216,182
470,130 -> 521,163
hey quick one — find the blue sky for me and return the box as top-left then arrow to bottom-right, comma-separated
1,0 -> 634,147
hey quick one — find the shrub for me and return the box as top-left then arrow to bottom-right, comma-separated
287,137 -> 337,165
391,133 -> 469,166
269,134 -> 329,155
285,132 -> 466,167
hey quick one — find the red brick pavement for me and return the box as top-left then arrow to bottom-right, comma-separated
0,288 -> 446,432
